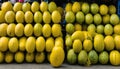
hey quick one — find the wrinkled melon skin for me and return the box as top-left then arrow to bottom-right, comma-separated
88,50 -> 98,64
78,50 -> 88,65
94,34 -> 104,52
26,37 -> 36,53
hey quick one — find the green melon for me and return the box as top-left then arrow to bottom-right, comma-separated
90,3 -> 99,14
85,13 -> 93,24
94,14 -> 102,25
78,50 -> 88,65
67,49 -> 77,64
99,51 -> 109,64
82,2 -> 89,14
76,11 -> 84,24
65,11 -> 75,23
66,24 -> 75,35
88,50 -> 98,64
104,24 -> 113,35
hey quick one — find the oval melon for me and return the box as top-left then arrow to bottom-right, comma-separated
8,37 -> 19,53
24,11 -> 33,23
15,23 -> 24,37
78,50 -> 88,65
99,51 -> 109,64
33,23 -> 42,37
94,34 -> 104,52
0,23 -> 8,36
67,49 -> 77,64
24,24 -> 33,37
36,36 -> 45,52
110,50 -> 120,66
88,50 -> 98,64
76,11 -> 84,24
7,23 -> 16,37
104,36 -> 114,51
50,46 -> 65,67
0,37 -> 9,52
25,37 -> 36,53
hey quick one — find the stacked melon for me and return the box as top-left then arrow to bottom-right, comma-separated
65,2 -> 120,66
0,1 -> 65,67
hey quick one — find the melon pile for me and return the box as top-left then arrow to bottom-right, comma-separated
65,2 -> 120,66
0,1 -> 65,67
0,1 -> 120,67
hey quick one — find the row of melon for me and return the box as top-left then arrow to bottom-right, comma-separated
2,1 -> 62,14
65,11 -> 119,25
66,23 -> 120,36
0,23 -> 62,37
1,10 -> 61,24
0,51 -> 45,63
0,1 -> 63,24
65,2 -> 119,26
66,30 -> 120,66
65,2 -> 116,15
66,31 -> 120,52
0,36 -> 64,53
0,36 -> 64,67
67,49 -> 120,66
